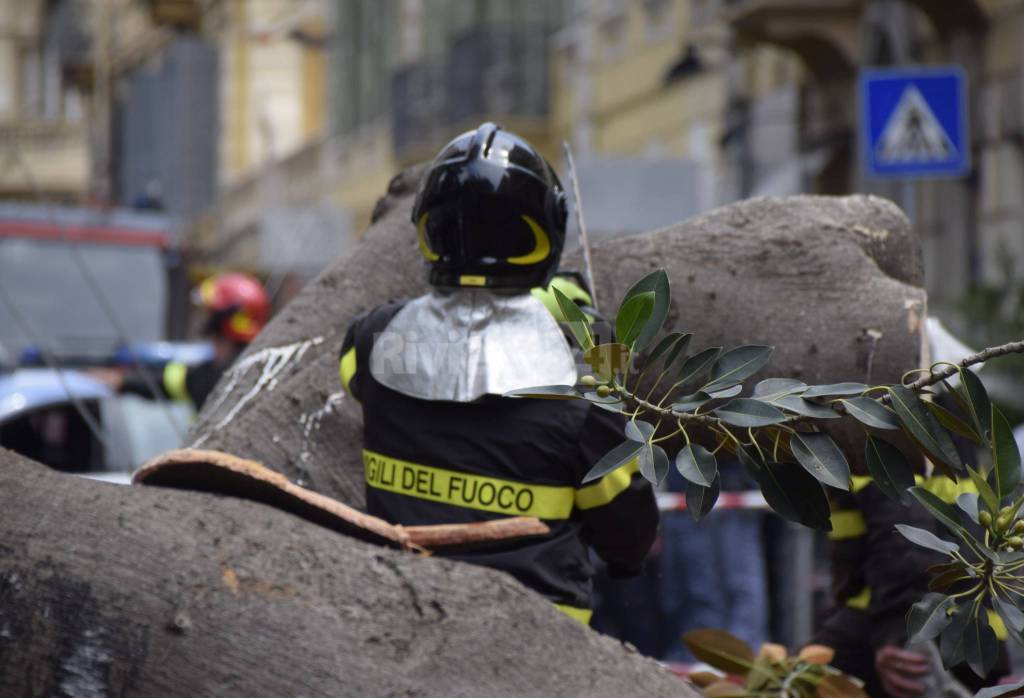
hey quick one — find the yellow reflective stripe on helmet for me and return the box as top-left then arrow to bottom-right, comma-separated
162,361 -> 189,403
829,510 -> 867,540
846,586 -> 870,610
574,457 -> 640,510
417,213 -> 439,262
508,215 -> 551,265
363,449 -> 575,520
339,346 -> 357,395
228,312 -> 256,336
554,603 -> 593,625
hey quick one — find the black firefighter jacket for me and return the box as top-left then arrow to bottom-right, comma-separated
339,299 -> 659,616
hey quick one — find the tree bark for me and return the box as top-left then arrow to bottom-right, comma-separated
187,168 -> 925,505
0,168 -> 926,696
0,448 -> 690,697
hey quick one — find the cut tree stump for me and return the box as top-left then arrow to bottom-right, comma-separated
186,167 -> 925,506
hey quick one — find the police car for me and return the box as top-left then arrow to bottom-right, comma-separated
0,342 -> 210,484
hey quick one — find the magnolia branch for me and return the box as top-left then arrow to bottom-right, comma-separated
621,338 -> 1024,430
901,338 -> 1024,393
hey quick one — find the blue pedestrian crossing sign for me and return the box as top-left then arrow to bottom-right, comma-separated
860,67 -> 969,178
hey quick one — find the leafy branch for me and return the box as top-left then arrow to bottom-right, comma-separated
505,268 -> 1024,682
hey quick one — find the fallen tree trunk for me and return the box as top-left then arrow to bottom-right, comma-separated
0,448 -> 689,697
187,168 -> 925,507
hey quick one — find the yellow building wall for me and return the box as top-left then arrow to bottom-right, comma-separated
219,0 -> 324,187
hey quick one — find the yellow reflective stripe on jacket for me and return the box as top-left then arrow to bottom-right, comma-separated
990,610 -> 1008,640
574,457 -> 640,510
919,474 -> 978,503
845,591 -> 1007,639
554,603 -> 593,625
829,510 -> 867,540
363,449 -> 575,520
531,277 -> 593,321
163,361 -> 189,403
846,587 -> 871,610
849,474 -> 978,502
339,346 -> 357,395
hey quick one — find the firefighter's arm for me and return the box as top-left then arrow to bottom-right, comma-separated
574,406 -> 659,577
339,321 -> 361,403
109,362 -> 188,402
857,482 -> 944,649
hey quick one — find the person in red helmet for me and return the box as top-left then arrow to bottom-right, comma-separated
94,272 -> 270,411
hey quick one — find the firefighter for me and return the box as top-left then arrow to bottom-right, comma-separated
93,272 -> 269,410
817,473 -> 1010,696
339,123 -> 658,623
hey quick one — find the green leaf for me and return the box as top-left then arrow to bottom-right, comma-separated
803,382 -> 868,399
957,367 -> 992,442
644,331 -> 690,367
864,436 -> 914,504
618,269 -> 670,350
756,461 -> 832,531
940,603 -> 970,668
994,595 -> 1024,635
928,564 -> 968,593
966,466 -> 999,515
671,392 -> 711,413
790,432 -> 851,491
663,332 -> 693,369
976,678 -> 1024,698
956,492 -> 980,523
702,345 -> 774,393
682,629 -> 755,676
714,398 -> 788,428
773,395 -> 841,419
686,473 -> 720,522
909,487 -> 971,543
676,347 -> 722,386
888,386 -> 963,471
895,524 -> 959,554
503,385 -> 579,400
583,343 -> 629,380
964,612 -> 998,678
752,378 -> 808,401
925,400 -> 981,443
992,404 -> 1022,502
906,593 -> 956,644
625,420 -> 656,442
552,286 -> 594,351
675,442 -> 718,487
584,394 -> 625,414
737,444 -> 766,479
582,440 -> 644,484
615,291 -> 655,348
639,444 -> 669,485
841,397 -> 899,430
708,384 -> 742,399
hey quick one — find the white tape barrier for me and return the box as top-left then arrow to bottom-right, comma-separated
657,490 -> 768,513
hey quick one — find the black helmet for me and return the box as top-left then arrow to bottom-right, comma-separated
411,122 -> 568,289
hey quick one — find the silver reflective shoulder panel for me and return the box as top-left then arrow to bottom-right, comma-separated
369,289 -> 578,402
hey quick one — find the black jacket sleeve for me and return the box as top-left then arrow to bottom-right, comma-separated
858,484 -> 945,648
574,405 -> 659,577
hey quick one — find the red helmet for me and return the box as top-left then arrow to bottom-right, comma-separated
194,273 -> 270,343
